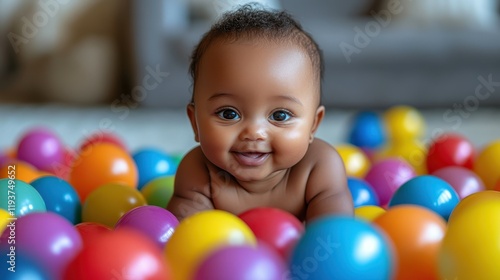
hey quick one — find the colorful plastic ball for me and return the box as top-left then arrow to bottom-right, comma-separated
16,127 -> 64,173
78,131 -> 127,152
194,244 -> 287,280
238,207 -> 304,260
375,139 -> 427,175
347,177 -> 380,207
0,149 -> 15,167
335,144 -> 371,178
383,105 -> 425,141
82,183 -> 147,228
69,143 -> 138,202
0,212 -> 82,279
65,228 -> 170,280
389,175 -> 460,220
75,222 -> 112,246
354,205 -> 386,222
374,205 -> 446,280
0,161 -> 42,183
0,179 -> 46,217
438,191 -> 500,280
432,166 -> 485,199
115,205 -> 179,249
426,133 -> 475,173
141,176 -> 175,208
165,210 -> 257,280
0,209 -> 11,236
30,176 -> 81,224
133,148 -> 177,190
473,140 -> 500,189
348,111 -> 386,149
0,253 -> 50,280
364,158 -> 416,206
290,216 -> 394,280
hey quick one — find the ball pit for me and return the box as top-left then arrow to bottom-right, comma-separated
0,115 -> 498,279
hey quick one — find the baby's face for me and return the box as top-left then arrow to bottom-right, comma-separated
189,38 -> 322,182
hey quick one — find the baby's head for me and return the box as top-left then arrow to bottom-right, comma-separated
189,4 -> 324,103
187,4 -> 326,181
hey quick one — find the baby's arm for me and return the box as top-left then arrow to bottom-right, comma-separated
305,140 -> 354,223
167,147 -> 215,221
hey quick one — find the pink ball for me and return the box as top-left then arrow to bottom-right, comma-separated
17,128 -> 64,172
365,158 -> 416,206
432,166 -> 486,199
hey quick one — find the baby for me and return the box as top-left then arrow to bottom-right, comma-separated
167,4 -> 354,223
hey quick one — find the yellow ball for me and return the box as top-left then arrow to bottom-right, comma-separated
439,191 -> 500,280
164,210 -> 257,280
354,205 -> 386,222
0,209 -> 12,236
335,144 -> 371,178
375,139 -> 428,175
384,105 -> 425,141
473,140 -> 500,189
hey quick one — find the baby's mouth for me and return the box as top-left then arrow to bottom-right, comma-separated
232,151 -> 270,166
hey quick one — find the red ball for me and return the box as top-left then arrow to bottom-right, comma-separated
75,222 -> 112,247
426,133 -> 475,174
238,207 -> 304,260
65,228 -> 170,280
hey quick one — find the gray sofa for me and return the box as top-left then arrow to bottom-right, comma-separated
132,0 -> 500,109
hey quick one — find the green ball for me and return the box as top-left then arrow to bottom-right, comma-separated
141,176 -> 175,208
0,179 -> 46,217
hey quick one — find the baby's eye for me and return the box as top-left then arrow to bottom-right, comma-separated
217,108 -> 240,120
270,110 -> 292,122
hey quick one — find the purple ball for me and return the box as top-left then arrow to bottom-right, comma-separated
432,166 -> 486,199
114,205 -> 179,249
17,128 -> 64,172
194,244 -> 287,280
365,158 -> 416,206
0,212 -> 82,279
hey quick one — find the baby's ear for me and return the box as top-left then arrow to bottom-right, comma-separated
310,105 -> 325,143
187,103 -> 200,142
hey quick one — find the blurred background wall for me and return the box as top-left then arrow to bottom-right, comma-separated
0,0 -> 499,109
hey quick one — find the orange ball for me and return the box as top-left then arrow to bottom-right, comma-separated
69,143 -> 138,202
373,205 -> 446,280
0,160 -> 41,183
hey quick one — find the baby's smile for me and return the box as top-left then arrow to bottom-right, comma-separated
231,151 -> 270,166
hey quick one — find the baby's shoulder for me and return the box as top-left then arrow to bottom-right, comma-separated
304,138 -> 340,161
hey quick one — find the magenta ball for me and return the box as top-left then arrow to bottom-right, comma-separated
0,212 -> 82,279
114,205 -> 179,249
432,166 -> 486,199
364,158 -> 416,206
17,128 -> 64,172
194,244 -> 287,280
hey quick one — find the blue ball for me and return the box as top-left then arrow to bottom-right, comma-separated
388,175 -> 460,220
348,111 -> 385,149
290,216 -> 394,280
347,177 -> 380,207
0,251 -> 50,280
31,176 -> 81,224
133,148 -> 177,190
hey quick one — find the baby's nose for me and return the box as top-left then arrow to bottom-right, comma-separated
239,120 -> 268,141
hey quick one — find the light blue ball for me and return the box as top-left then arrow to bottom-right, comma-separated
347,177 -> 380,207
133,148 -> 177,190
289,216 -> 394,280
348,111 -> 385,149
389,175 -> 460,220
31,176 -> 81,224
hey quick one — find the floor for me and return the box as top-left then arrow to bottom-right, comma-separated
0,104 -> 499,157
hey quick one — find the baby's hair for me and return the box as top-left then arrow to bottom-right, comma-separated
189,3 -> 324,101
